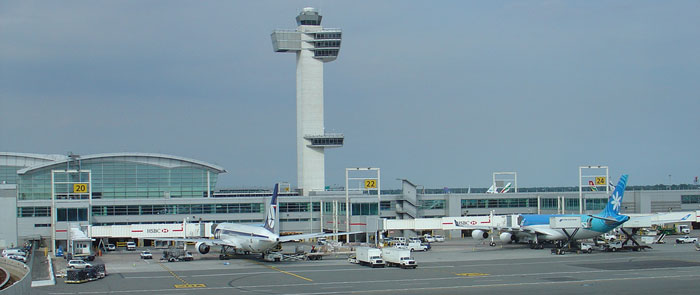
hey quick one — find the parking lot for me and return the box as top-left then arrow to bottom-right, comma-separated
30,233 -> 700,295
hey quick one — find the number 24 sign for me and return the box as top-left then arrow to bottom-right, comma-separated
595,177 -> 606,185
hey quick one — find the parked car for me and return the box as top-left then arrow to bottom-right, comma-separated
126,242 -> 136,251
408,237 -> 422,244
422,235 -> 436,243
5,254 -> 27,263
2,248 -> 27,257
434,235 -> 445,242
392,237 -> 406,244
106,244 -> 116,251
140,250 -> 153,259
676,236 -> 698,244
67,260 -> 92,269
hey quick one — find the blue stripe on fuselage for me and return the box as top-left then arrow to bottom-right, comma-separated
220,229 -> 269,239
520,214 -> 626,234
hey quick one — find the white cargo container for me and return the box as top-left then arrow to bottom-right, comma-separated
381,248 -> 416,269
354,247 -> 384,268
549,216 -> 581,229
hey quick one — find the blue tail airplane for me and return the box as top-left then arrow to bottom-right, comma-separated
457,174 -> 630,246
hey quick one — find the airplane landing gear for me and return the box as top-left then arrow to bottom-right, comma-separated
219,245 -> 237,260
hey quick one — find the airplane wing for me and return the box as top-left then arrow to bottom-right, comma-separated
453,220 -> 521,232
588,215 -> 620,223
151,237 -> 230,246
278,231 -> 364,243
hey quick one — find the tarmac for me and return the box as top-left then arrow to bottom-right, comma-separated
31,233 -> 700,295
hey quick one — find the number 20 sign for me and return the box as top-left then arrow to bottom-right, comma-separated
73,183 -> 89,193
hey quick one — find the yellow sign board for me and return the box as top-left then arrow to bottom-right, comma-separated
73,183 -> 89,193
595,177 -> 607,186
364,179 -> 377,189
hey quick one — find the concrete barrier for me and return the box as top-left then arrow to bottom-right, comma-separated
0,258 -> 31,295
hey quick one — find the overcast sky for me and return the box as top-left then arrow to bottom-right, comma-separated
1,1 -> 699,189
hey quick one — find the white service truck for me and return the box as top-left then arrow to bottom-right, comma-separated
381,248 -> 417,269
353,247 -> 385,268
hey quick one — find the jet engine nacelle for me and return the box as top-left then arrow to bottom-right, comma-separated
499,232 -> 515,242
472,230 -> 488,240
196,242 -> 210,254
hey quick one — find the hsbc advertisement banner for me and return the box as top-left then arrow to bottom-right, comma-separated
90,223 -> 204,238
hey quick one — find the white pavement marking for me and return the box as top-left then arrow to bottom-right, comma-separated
122,265 -> 457,279
47,273 -> 700,295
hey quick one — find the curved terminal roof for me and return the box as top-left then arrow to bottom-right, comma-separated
0,152 -> 67,162
16,152 -> 226,175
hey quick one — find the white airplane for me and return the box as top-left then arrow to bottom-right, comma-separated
156,184 -> 360,257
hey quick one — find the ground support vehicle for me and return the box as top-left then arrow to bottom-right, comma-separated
126,242 -> 136,251
106,244 -> 116,251
161,249 -> 193,262
65,269 -> 89,284
381,248 -> 416,269
263,251 -> 308,262
354,247 -> 385,268
64,264 -> 106,284
140,250 -> 153,259
675,236 -> 698,244
397,242 -> 427,252
550,241 -> 594,255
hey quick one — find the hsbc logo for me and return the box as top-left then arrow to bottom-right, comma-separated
145,228 -> 170,234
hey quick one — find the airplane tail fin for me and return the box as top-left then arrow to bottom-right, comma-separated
500,182 -> 512,193
599,174 -> 628,217
486,184 -> 496,194
263,184 -> 279,232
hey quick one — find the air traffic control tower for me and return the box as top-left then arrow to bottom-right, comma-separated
271,8 -> 343,196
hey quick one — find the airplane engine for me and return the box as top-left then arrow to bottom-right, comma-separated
499,232 -> 515,243
471,230 -> 488,240
196,242 -> 210,254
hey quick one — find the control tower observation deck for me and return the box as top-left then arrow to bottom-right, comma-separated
271,8 -> 343,196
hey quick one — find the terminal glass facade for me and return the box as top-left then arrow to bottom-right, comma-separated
0,165 -> 22,184
352,203 -> 378,216
91,203 -> 263,216
18,158 -> 218,200
681,194 -> 700,204
462,198 -> 539,209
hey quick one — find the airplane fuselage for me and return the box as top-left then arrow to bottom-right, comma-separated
520,214 -> 628,241
215,223 -> 279,253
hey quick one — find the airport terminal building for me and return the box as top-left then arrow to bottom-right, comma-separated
1,152 -> 699,250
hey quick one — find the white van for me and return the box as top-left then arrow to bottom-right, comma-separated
126,242 -> 136,251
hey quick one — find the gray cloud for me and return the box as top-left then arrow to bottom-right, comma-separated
2,1 -> 699,188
